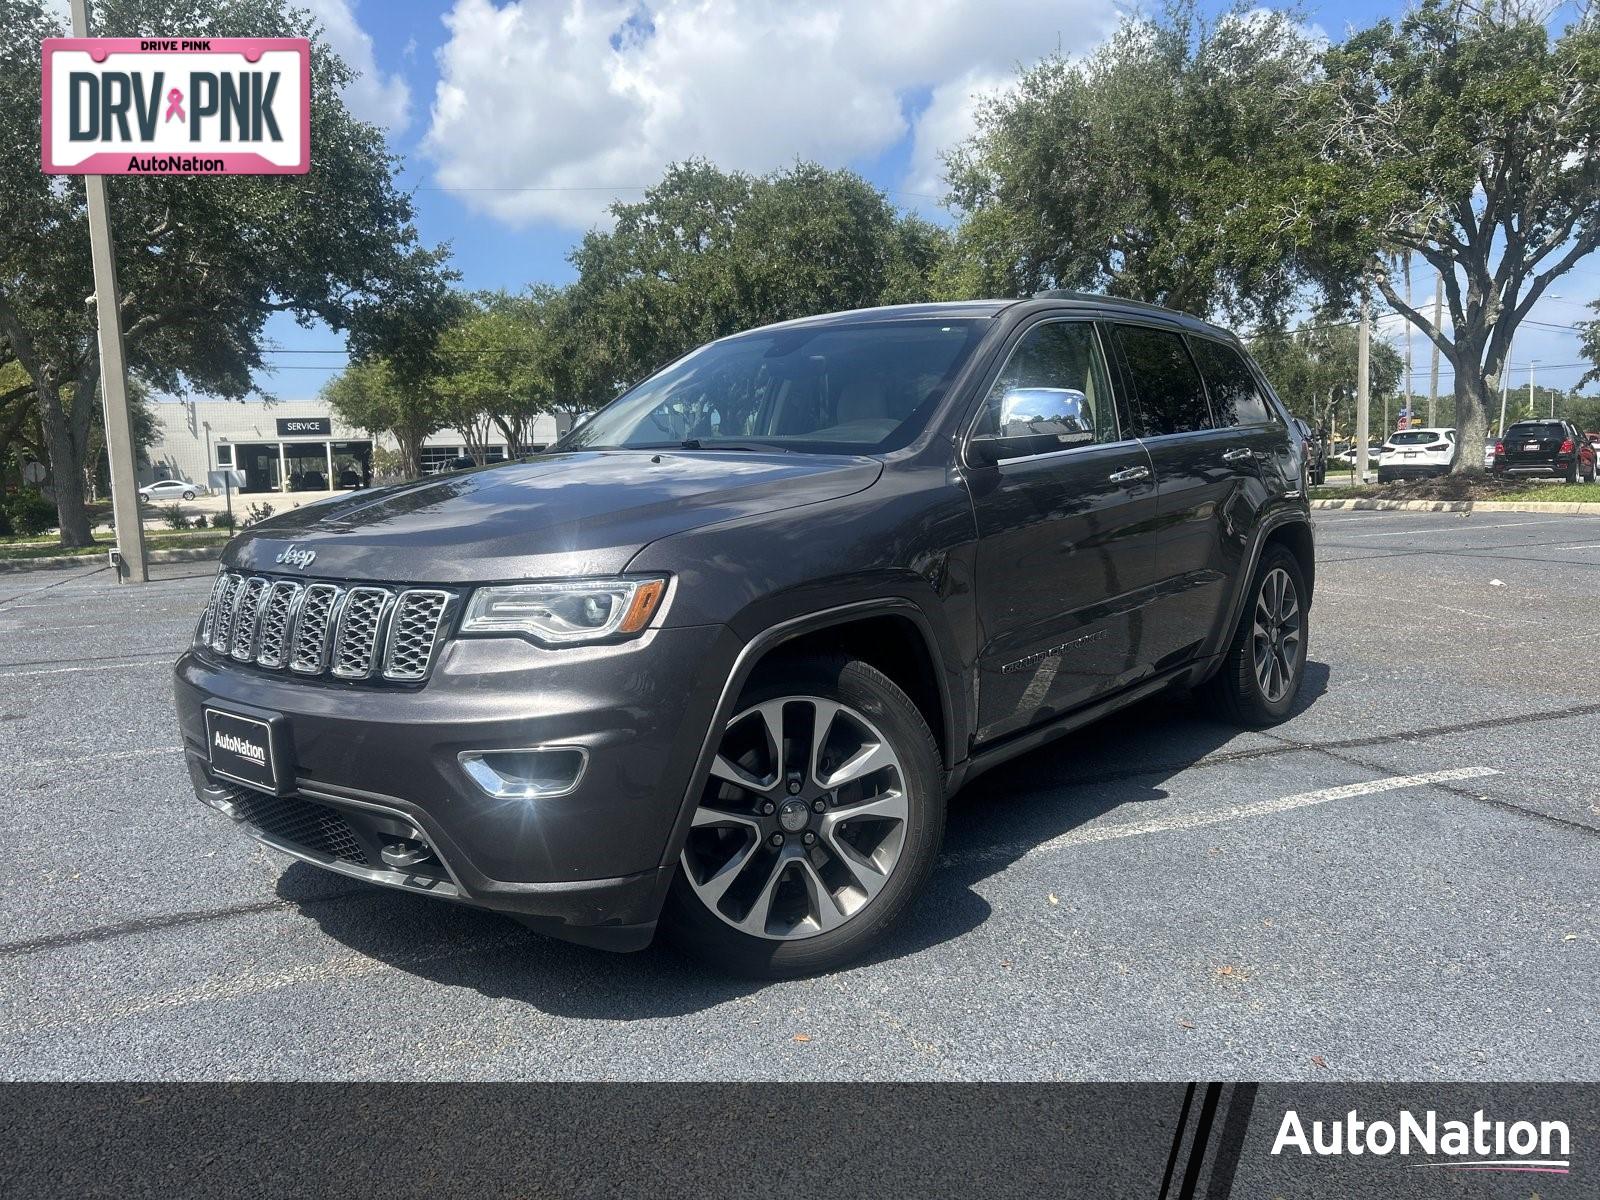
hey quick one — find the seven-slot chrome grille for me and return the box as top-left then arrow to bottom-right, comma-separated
198,569 -> 453,684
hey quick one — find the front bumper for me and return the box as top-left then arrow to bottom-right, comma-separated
174,622 -> 742,948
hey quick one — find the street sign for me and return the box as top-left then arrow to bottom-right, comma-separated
21,461 -> 46,484
41,38 -> 310,175
207,469 -> 245,491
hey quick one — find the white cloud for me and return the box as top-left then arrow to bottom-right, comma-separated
303,0 -> 411,131
424,0 -> 1118,228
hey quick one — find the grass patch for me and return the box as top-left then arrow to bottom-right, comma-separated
1309,476 -> 1600,503
0,531 -> 230,561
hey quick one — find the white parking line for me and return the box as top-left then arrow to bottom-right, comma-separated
16,745 -> 182,771
1331,521 -> 1543,539
0,933 -> 524,1038
946,767 -> 1501,867
0,660 -> 170,678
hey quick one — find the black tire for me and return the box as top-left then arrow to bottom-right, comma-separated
662,654 -> 944,978
1567,458 -> 1580,484
182,490 -> 195,500
1198,543 -> 1309,728
1376,470 -> 1391,484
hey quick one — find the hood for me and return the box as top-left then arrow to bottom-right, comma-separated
225,450 -> 882,583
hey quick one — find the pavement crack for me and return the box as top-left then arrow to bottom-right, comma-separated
1265,733 -> 1600,839
0,887 -> 378,961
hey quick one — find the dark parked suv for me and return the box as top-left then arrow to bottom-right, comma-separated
1492,419 -> 1597,482
175,294 -> 1314,976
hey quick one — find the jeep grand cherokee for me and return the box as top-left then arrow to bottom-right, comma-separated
174,294 -> 1314,977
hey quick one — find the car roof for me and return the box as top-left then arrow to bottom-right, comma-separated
723,292 -> 1240,341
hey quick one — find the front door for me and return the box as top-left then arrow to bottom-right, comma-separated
966,319 -> 1158,745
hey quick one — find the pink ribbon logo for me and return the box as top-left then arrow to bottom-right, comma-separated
164,88 -> 185,123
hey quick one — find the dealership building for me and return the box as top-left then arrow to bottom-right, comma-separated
143,399 -> 565,494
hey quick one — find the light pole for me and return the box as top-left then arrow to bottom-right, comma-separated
71,0 -> 147,583
1356,276 -> 1372,484
1529,359 -> 1539,419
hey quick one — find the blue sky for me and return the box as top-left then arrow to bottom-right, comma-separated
254,0 -> 1599,402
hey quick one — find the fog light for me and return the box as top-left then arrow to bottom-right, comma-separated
458,747 -> 588,799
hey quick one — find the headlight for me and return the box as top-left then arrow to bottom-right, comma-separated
460,576 -> 669,646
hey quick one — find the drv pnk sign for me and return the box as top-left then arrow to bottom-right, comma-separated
41,38 -> 309,175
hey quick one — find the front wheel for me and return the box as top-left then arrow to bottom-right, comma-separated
663,655 -> 944,978
182,490 -> 196,500
1199,544 -> 1309,727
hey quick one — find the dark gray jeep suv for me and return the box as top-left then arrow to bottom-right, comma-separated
174,294 -> 1313,976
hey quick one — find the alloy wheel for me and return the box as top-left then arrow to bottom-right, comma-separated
1250,567 -> 1302,704
682,696 -> 909,940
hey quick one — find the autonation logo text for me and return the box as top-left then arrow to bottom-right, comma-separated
1273,1109 -> 1571,1175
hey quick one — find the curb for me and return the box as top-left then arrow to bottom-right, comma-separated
1311,498 -> 1600,515
0,545 -> 224,574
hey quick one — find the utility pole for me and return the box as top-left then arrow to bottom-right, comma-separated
1428,272 -> 1442,428
1529,360 -> 1539,419
1356,281 -> 1372,484
1402,259 -> 1413,430
70,0 -> 147,583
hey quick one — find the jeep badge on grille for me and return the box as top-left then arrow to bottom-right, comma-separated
275,544 -> 316,569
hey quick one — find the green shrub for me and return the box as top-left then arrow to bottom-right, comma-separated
6,489 -> 56,536
212,511 -> 236,531
160,503 -> 187,530
243,501 -> 274,528
191,513 -> 208,529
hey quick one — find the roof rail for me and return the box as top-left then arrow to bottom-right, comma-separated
1032,289 -> 1206,321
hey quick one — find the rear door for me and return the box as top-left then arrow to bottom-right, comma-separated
1109,325 -> 1283,668
965,318 -> 1158,744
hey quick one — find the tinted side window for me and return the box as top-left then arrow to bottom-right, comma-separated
1113,325 -> 1212,436
1189,338 -> 1273,426
975,321 -> 1117,447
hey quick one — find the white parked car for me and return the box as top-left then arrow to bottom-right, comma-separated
138,478 -> 205,502
1377,427 -> 1457,482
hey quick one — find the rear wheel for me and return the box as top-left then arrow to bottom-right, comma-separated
1567,458 -> 1580,484
663,655 -> 944,978
1199,544 -> 1308,727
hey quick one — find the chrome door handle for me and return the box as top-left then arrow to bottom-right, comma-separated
1108,465 -> 1151,485
1222,447 -> 1256,464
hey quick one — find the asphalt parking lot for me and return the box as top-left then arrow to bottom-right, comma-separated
1,508 -> 1595,1081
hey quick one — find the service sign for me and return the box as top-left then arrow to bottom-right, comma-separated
42,38 -> 309,175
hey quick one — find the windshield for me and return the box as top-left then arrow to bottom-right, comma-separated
560,319 -> 987,454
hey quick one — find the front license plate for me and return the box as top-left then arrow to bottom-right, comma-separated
205,708 -> 282,793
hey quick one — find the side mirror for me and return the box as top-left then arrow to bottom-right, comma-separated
998,387 -> 1092,440
968,388 -> 1093,467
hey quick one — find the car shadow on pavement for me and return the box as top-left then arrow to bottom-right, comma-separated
280,662 -> 1330,1020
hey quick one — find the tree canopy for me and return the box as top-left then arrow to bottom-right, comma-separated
0,0 -> 454,544
942,2 -> 1325,323
1304,0 -> 1600,464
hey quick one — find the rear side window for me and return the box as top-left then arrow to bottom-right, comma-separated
1113,325 -> 1212,436
1189,338 -> 1274,426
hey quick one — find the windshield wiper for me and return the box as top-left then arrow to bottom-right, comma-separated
678,439 -> 790,453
